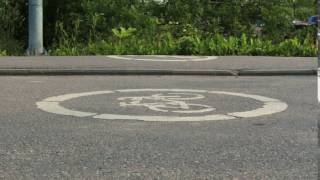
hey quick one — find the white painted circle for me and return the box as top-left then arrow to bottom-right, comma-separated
36,89 -> 288,122
107,55 -> 218,62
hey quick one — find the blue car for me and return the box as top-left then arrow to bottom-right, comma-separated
308,15 -> 318,25
293,15 -> 318,28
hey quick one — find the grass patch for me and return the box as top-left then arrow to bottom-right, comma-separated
50,33 -> 317,57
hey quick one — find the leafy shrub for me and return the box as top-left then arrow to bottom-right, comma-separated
50,32 -> 317,57
0,37 -> 24,55
0,0 -> 317,56
176,36 -> 201,55
0,0 -> 26,39
0,50 -> 7,56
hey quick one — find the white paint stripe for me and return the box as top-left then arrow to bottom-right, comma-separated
172,107 -> 216,114
93,114 -> 235,122
36,89 -> 288,122
117,89 -> 207,93
36,102 -> 97,117
167,56 -> 198,59
208,91 -> 281,102
29,81 -> 44,83
107,55 -> 218,62
208,91 -> 288,118
229,102 -> 288,118
124,55 -> 197,59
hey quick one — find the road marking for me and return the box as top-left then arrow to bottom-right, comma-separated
37,101 -> 97,117
36,89 -> 288,122
118,93 -> 216,113
28,81 -> 44,83
107,55 -> 218,62
93,114 -> 236,122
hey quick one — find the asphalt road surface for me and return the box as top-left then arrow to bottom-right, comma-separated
0,75 -> 317,179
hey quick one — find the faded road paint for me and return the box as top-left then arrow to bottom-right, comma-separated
107,55 -> 218,62
36,89 -> 288,122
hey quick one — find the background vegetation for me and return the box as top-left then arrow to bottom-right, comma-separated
0,0 -> 317,56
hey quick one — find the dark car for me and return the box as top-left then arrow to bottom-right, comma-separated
293,15 -> 318,28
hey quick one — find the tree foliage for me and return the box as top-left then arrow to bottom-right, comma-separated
0,0 -> 317,56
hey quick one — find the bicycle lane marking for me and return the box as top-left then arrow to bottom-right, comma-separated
106,55 -> 218,62
36,89 -> 288,122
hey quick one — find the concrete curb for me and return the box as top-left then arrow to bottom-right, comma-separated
238,69 -> 317,76
0,69 -> 316,76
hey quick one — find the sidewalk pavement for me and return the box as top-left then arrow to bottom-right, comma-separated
0,56 -> 317,76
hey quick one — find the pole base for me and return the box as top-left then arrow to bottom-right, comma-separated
26,47 -> 47,56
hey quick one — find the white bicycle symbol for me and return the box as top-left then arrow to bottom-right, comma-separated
118,93 -> 216,114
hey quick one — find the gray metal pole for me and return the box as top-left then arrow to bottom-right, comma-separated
27,0 -> 46,56
318,0 -> 320,166
318,0 -> 320,103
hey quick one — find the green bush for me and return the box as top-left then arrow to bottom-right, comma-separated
0,50 -> 7,56
0,0 -> 26,38
0,37 -> 24,55
50,32 -> 317,57
176,36 -> 200,55
0,0 -> 317,56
